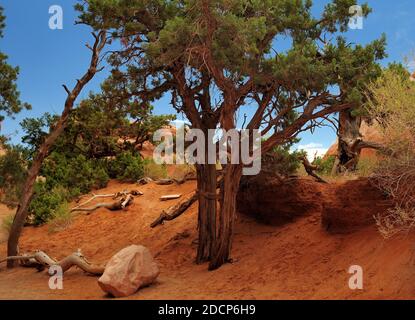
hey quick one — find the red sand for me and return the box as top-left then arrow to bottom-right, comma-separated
1,178 -> 415,300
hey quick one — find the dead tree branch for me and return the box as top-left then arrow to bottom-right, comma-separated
300,155 -> 328,184
151,192 -> 198,228
1,250 -> 105,275
71,194 -> 134,214
71,193 -> 116,211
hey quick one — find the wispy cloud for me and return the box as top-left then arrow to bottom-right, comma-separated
295,143 -> 329,161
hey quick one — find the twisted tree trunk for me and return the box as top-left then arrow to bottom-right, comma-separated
195,163 -> 217,264
209,164 -> 242,270
7,31 -> 107,267
332,109 -> 362,174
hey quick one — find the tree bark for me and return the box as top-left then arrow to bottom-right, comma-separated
332,109 -> 362,174
209,164 -> 242,270
195,163 -> 217,264
7,31 -> 107,268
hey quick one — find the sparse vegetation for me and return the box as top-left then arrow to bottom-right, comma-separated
1,213 -> 14,235
108,151 -> 145,182
366,69 -> 415,237
48,202 -> 72,234
356,157 -> 378,177
314,156 -> 336,176
169,164 -> 196,182
28,184 -> 71,225
144,159 -> 168,181
0,145 -> 28,207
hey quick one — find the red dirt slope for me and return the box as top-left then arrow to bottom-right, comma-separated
1,178 -> 415,300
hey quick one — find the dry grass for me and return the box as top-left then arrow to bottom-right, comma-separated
48,202 -> 73,233
366,69 -> 415,238
1,213 -> 14,235
143,160 -> 168,180
357,157 -> 379,177
169,164 -> 196,181
375,207 -> 415,239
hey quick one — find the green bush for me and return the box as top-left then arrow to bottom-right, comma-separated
262,145 -> 302,176
314,155 -> 336,175
0,146 -> 28,206
1,213 -> 14,235
48,202 -> 72,233
108,151 -> 145,182
41,152 -> 109,195
357,157 -> 378,177
143,159 -> 168,180
28,184 -> 71,225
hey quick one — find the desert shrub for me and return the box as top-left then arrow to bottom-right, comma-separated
314,155 -> 336,175
366,69 -> 415,237
356,157 -> 378,177
107,151 -> 145,182
262,145 -> 303,176
375,206 -> 415,239
42,152 -> 109,195
1,213 -> 14,235
143,159 -> 168,180
0,145 -> 28,206
169,163 -> 196,181
48,202 -> 72,233
28,184 -> 71,225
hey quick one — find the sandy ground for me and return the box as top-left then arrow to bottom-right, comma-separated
0,179 -> 415,300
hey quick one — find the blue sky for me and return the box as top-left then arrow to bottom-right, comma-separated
1,0 -> 414,156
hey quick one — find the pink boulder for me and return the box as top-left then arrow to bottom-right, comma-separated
98,245 -> 159,297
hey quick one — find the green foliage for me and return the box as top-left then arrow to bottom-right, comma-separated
108,151 -> 145,182
143,159 -> 168,180
41,152 -> 109,195
48,202 -> 72,234
314,155 -> 336,175
263,143 -> 302,176
0,6 -> 30,123
20,93 -> 175,160
20,113 -> 56,156
29,184 -> 71,225
356,157 -> 378,177
366,68 -> 415,238
1,213 -> 14,235
76,0 -> 385,113
0,145 -> 28,206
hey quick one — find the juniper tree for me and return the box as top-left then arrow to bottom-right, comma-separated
77,0 -> 385,269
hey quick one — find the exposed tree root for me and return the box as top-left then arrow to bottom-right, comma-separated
300,156 -> 328,184
0,250 -> 105,275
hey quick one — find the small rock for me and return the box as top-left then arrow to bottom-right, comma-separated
98,245 -> 159,298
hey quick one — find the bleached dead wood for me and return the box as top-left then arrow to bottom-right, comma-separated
160,194 -> 182,201
72,193 -> 116,211
151,192 -> 198,228
0,250 -> 105,275
71,191 -> 138,213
